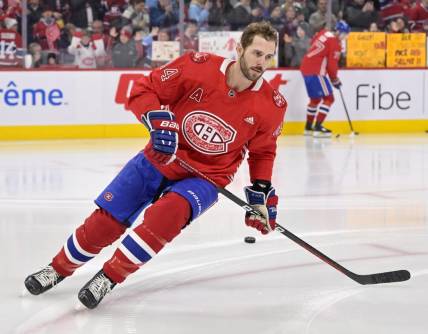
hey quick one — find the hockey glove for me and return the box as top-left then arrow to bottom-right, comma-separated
244,180 -> 278,235
142,110 -> 179,165
331,78 -> 342,89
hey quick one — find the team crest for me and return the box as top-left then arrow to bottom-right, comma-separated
273,90 -> 286,108
191,52 -> 210,63
103,192 -> 114,201
182,111 -> 236,154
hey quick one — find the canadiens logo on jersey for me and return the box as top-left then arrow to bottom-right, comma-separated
190,52 -> 210,63
273,90 -> 286,108
103,192 -> 114,201
183,111 -> 237,154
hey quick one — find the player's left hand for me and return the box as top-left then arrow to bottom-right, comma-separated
331,78 -> 342,89
244,181 -> 278,235
142,110 -> 179,165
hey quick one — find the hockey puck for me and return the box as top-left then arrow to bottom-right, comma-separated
244,236 -> 256,244
335,134 -> 340,138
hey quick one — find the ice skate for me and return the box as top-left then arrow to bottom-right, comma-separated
312,124 -> 332,138
303,123 -> 313,136
24,264 -> 65,295
78,270 -> 116,309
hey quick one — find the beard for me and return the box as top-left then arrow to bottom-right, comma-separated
239,54 -> 264,82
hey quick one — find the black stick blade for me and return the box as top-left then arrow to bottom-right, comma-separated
356,270 -> 411,285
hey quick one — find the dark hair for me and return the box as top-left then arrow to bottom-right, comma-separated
240,21 -> 278,49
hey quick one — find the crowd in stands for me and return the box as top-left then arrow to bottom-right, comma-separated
0,0 -> 427,68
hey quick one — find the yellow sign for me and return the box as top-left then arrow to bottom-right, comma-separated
346,32 -> 386,68
386,33 -> 426,68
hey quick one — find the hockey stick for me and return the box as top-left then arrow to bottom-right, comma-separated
176,156 -> 411,285
338,87 -> 359,136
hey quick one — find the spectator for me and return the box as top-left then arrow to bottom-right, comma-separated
386,16 -> 410,32
308,0 -> 337,33
69,0 -> 104,29
284,5 -> 299,36
293,0 -> 318,21
207,0 -> 229,28
0,17 -> 23,67
90,20 -> 111,65
111,25 -> 140,67
121,0 -> 150,34
344,0 -> 379,31
32,9 -> 62,50
45,0 -> 71,23
258,0 -> 275,20
188,0 -> 210,29
379,0 -> 411,26
149,0 -> 179,28
103,3 -> 123,32
369,21 -> 380,31
28,42 -> 43,67
408,0 -> 428,32
227,0 -> 262,31
142,26 -> 171,61
175,20 -> 199,53
68,29 -> 106,68
283,22 -> 311,67
27,0 -> 44,42
269,5 -> 286,32
46,52 -> 59,65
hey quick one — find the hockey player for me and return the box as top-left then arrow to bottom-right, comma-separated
300,20 -> 350,138
24,21 -> 287,309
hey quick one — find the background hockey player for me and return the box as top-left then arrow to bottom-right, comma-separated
24,21 -> 287,309
300,20 -> 350,138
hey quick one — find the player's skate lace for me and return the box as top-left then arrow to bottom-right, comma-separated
78,270 -> 116,309
88,274 -> 113,300
35,266 -> 62,287
24,264 -> 65,295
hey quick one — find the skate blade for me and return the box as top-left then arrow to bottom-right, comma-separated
74,301 -> 86,311
20,288 -> 29,297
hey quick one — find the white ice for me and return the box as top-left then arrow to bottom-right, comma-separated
1,134 -> 427,334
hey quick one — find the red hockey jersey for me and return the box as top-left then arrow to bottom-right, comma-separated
127,52 -> 287,187
300,29 -> 341,80
0,28 -> 22,66
408,1 -> 428,32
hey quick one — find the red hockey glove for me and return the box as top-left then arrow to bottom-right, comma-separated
244,180 -> 278,235
142,110 -> 179,165
331,78 -> 342,89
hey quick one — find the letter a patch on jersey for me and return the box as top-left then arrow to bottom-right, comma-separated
161,68 -> 179,82
189,88 -> 204,103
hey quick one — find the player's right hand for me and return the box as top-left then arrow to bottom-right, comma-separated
332,78 -> 342,89
244,181 -> 278,235
142,110 -> 179,165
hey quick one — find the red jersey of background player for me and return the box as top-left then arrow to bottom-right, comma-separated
300,29 -> 341,80
127,52 -> 287,187
0,28 -> 22,66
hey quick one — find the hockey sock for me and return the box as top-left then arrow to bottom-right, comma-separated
306,98 -> 320,127
52,208 -> 127,277
306,108 -> 317,127
315,104 -> 330,126
103,192 -> 191,283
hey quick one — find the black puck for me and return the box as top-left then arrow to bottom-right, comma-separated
244,236 -> 256,244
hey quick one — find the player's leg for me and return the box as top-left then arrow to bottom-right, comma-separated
24,152 -> 168,295
303,75 -> 323,135
77,178 -> 218,309
313,77 -> 334,138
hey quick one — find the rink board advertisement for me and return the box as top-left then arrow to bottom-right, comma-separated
0,69 -> 427,139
